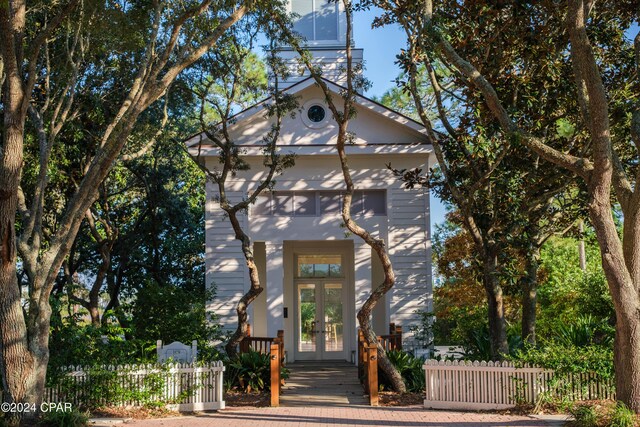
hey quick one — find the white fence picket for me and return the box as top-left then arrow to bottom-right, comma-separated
0,362 -> 226,412
423,360 -> 615,410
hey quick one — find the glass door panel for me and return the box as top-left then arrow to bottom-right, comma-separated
298,284 -> 317,353
296,281 -> 346,360
323,283 -> 343,354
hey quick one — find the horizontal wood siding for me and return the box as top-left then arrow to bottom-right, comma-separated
206,185 -> 247,330
389,187 -> 432,346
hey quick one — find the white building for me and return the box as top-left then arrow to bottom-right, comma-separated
186,0 -> 434,362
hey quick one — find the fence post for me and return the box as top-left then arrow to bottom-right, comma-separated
216,363 -> 225,408
396,325 -> 403,351
358,329 -> 366,379
367,343 -> 379,406
277,329 -> 285,366
270,343 -> 280,407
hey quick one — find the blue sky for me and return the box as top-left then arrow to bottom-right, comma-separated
352,12 -> 639,230
352,8 -> 449,228
263,9 -> 638,230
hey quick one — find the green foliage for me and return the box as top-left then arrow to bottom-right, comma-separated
458,324 -> 523,361
571,404 -> 599,427
227,351 -> 271,393
129,283 -> 222,358
384,350 -> 425,392
567,402 -> 638,427
48,364 -> 194,410
537,237 -> 610,340
554,315 -> 614,348
555,118 -> 577,139
409,310 -> 434,349
513,344 -> 614,380
39,408 -> 90,427
48,320 -> 155,373
610,402 -> 637,427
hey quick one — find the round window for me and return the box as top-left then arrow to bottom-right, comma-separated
307,105 -> 326,123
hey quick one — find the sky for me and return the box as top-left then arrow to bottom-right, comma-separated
262,9 -> 639,231
351,8 -> 449,228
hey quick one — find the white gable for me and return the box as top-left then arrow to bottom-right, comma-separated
186,77 -> 431,158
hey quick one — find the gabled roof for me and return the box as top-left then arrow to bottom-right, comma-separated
185,76 -> 430,154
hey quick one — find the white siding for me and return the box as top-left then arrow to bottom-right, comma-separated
388,186 -> 432,344
206,184 -> 248,331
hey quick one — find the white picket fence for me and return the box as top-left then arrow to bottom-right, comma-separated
36,362 -> 225,412
423,360 -> 615,410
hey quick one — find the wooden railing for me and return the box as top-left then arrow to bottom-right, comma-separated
377,323 -> 403,352
239,325 -> 284,407
358,323 -> 403,406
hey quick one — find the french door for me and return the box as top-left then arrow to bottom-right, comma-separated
296,281 -> 345,360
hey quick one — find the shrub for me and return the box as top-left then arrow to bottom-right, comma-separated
227,350 -> 271,393
39,409 -> 90,427
554,315 -> 614,347
609,402 -> 636,427
48,364 -> 196,410
570,404 -> 598,427
384,350 -> 425,393
512,342 -> 613,377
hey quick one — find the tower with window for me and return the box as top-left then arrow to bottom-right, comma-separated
275,0 -> 363,90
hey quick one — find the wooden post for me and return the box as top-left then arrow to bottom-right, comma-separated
358,329 -> 365,379
270,343 -> 280,407
277,330 -> 285,363
367,343 -> 379,406
277,330 -> 285,388
389,323 -> 395,335
396,325 -> 403,350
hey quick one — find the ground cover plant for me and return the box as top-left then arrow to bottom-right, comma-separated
569,401 -> 639,427
381,350 -> 426,393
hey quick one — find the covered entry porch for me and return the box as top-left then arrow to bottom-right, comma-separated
250,240 -> 390,363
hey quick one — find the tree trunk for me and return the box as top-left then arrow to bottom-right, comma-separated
0,75 -> 43,422
521,246 -> 540,346
614,312 -> 640,411
483,251 -> 508,360
0,127 -> 49,422
590,195 -> 640,411
224,212 -> 263,358
357,297 -> 406,393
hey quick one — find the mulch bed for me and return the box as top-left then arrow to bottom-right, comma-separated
224,390 -> 270,408
91,406 -> 184,419
86,391 -> 270,419
378,391 -> 424,406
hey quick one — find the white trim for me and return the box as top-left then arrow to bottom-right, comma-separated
288,241 -> 354,363
301,98 -> 331,129
190,143 -> 432,158
184,77 -> 429,151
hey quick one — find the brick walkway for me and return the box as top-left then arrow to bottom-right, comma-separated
123,407 -> 561,427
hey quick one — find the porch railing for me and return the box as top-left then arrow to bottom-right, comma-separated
239,325 -> 284,407
358,323 -> 403,406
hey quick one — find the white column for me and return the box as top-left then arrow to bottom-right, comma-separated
354,242 -> 371,355
354,242 -> 371,314
265,241 -> 284,337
